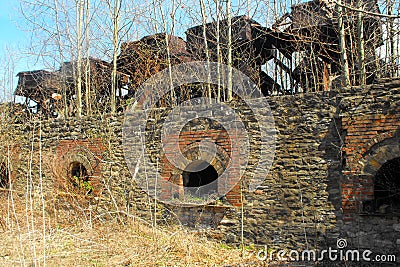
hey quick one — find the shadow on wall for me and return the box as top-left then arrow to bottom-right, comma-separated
322,115 -> 345,218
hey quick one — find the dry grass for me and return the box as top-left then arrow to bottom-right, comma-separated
0,192 -> 259,267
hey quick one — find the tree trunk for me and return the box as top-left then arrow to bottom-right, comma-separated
337,0 -> 351,87
85,0 -> 92,116
357,0 -> 366,85
76,0 -> 84,117
216,0 -> 221,102
226,0 -> 233,101
200,0 -> 212,101
387,0 -> 395,77
110,0 -> 120,114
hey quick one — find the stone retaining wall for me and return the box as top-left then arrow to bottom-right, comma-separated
1,78 -> 400,258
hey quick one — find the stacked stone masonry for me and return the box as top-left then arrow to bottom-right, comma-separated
1,78 -> 400,260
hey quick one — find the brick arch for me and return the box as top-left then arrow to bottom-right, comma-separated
348,130 -> 399,175
362,140 -> 400,176
361,131 -> 397,157
183,141 -> 241,205
54,140 -> 105,195
353,136 -> 400,215
63,150 -> 96,176
162,141 -> 231,188
179,141 -> 231,177
341,132 -> 400,215
160,140 -> 242,206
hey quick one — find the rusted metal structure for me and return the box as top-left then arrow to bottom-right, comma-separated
59,58 -> 128,106
265,0 -> 382,91
15,70 -> 62,114
186,15 -> 281,96
15,70 -> 62,101
15,58 -> 128,116
186,0 -> 382,94
14,0 -> 384,115
117,33 -> 192,97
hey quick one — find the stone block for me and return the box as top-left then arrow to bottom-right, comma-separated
393,224 -> 400,232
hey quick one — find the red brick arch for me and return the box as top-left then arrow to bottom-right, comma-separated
54,139 -> 105,195
160,129 -> 243,206
179,141 -> 231,176
362,140 -> 400,176
341,134 -> 400,217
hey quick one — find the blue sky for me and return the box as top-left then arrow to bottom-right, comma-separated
0,1 -> 26,55
0,0 -> 34,100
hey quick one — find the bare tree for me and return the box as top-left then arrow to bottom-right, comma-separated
108,0 -> 121,114
387,0 -> 396,77
85,0 -> 92,116
356,0 -> 366,85
0,47 -> 17,104
226,0 -> 233,101
75,0 -> 84,117
338,0 -> 351,87
199,0 -> 212,101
